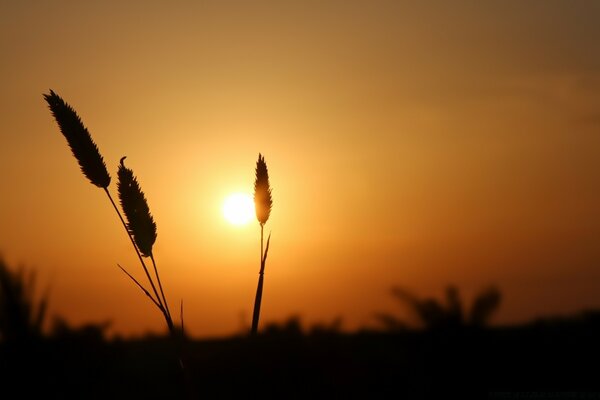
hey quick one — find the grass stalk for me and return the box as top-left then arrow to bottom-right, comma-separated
104,187 -> 165,315
251,153 -> 273,335
150,254 -> 173,331
116,264 -> 161,309
44,89 -> 177,335
251,229 -> 271,335
45,89 -> 188,392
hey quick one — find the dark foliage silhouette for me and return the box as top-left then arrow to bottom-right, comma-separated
2,281 -> 599,398
50,316 -> 111,343
0,258 -> 49,342
376,285 -> 502,331
251,153 -> 273,335
469,285 -> 501,327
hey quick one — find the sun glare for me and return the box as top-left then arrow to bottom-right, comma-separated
223,193 -> 254,226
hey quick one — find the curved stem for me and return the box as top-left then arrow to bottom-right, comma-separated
103,188 -> 165,315
117,263 -> 161,309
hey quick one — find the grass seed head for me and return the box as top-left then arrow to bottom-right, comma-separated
44,90 -> 111,188
254,153 -> 273,226
117,157 -> 157,257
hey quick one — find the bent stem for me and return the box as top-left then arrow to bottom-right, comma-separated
103,187 -> 168,322
251,227 -> 271,335
117,264 -> 161,309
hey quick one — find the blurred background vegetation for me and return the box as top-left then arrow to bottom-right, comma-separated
2,258 -> 599,399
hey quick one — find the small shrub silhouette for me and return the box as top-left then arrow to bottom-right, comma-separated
376,285 -> 502,331
0,258 -> 49,342
469,285 -> 502,327
250,153 -> 273,335
49,316 -> 111,343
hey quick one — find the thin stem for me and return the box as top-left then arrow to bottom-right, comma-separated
261,224 -> 264,265
150,254 -> 174,332
103,188 -> 165,316
251,224 -> 265,335
250,273 -> 264,336
103,179 -> 190,394
180,299 -> 185,337
117,264 -> 161,309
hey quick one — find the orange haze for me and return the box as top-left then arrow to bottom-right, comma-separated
1,1 -> 599,338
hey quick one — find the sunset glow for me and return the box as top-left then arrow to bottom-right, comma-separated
0,1 -> 599,341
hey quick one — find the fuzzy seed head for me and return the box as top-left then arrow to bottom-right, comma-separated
43,90 -> 111,188
254,153 -> 273,226
117,157 -> 157,257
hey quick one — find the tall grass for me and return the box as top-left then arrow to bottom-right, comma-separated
251,153 -> 273,335
43,90 -> 176,336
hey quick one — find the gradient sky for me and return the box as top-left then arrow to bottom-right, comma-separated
1,1 -> 599,338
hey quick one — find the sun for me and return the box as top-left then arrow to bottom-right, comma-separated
222,193 -> 254,226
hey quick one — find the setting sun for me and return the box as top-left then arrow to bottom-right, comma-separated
222,193 -> 254,226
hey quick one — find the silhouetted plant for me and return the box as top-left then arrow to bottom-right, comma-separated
376,285 -> 502,331
469,286 -> 501,328
43,90 -> 111,189
44,90 -> 176,336
263,315 -> 303,337
251,153 -> 273,335
373,313 -> 411,332
117,157 -> 174,331
309,316 -> 344,337
0,258 -> 49,342
50,316 -> 111,343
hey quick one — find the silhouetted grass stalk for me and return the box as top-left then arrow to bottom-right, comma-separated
105,187 -> 170,325
251,153 -> 273,335
44,90 -> 195,397
117,157 -> 174,332
43,90 -> 176,335
151,254 -> 173,327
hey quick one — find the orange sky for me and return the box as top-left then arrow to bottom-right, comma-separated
1,1 -> 600,338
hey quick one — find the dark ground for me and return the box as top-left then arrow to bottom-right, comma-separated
2,312 -> 599,399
